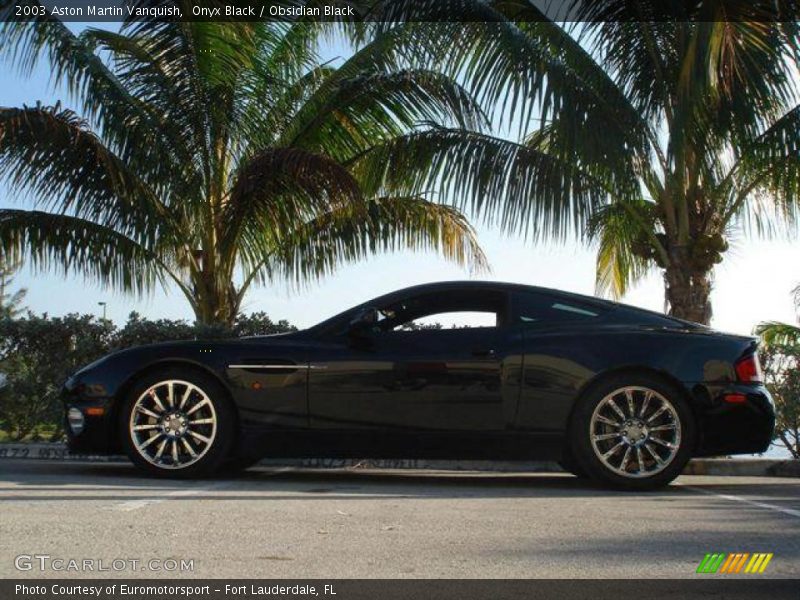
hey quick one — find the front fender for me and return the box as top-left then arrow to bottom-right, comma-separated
62,343 -> 233,454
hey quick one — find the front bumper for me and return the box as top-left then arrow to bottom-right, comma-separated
62,377 -> 117,455
694,383 -> 775,456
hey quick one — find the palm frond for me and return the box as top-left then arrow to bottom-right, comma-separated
723,102 -> 800,227
242,195 -> 488,291
276,20 -> 483,148
224,147 -> 363,264
586,201 -> 660,299
351,127 -> 607,241
576,2 -> 797,125
363,6 -> 650,149
0,105 -> 169,244
79,27 -> 205,179
0,6 -> 190,186
0,209 -> 172,296
281,68 -> 488,158
253,21 -> 324,84
237,65 -> 335,156
0,5 -> 132,120
756,321 -> 800,349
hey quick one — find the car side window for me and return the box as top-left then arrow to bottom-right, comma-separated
377,289 -> 508,332
394,311 -> 498,330
513,292 -> 606,326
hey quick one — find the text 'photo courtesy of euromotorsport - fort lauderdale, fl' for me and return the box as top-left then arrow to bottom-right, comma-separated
1,1 -> 800,599
14,584 -> 333,597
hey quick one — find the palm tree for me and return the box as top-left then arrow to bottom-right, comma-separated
360,0 -> 800,324
0,10 -> 488,326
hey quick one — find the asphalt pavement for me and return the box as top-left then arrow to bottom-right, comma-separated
0,459 -> 798,579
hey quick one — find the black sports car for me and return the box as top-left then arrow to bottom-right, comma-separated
63,281 -> 774,490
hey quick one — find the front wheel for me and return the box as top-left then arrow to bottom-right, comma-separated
569,374 -> 695,491
121,368 -> 235,478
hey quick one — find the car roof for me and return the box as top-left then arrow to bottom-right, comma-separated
308,280 -> 689,332
371,280 -> 615,306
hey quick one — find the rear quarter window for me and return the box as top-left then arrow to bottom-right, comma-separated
513,292 -> 609,326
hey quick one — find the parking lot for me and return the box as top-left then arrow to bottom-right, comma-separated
0,459 -> 798,579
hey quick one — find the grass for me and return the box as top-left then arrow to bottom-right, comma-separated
0,423 -> 62,443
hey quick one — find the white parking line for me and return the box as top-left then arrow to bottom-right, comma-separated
110,466 -> 294,511
113,487 -> 211,511
681,484 -> 800,519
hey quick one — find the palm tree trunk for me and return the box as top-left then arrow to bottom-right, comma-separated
664,247 -> 713,325
191,279 -> 239,329
193,302 -> 217,327
193,296 -> 234,328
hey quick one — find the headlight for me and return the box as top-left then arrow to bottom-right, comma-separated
67,408 -> 85,435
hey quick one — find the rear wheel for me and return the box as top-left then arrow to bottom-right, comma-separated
121,368 -> 235,478
569,374 -> 695,491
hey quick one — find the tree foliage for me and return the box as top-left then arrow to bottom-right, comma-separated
0,8 -> 489,326
360,0 -> 800,324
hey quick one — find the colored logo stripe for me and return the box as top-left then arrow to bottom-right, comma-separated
697,553 -> 725,573
719,553 -> 749,573
696,553 -> 773,574
745,553 -> 773,574
719,553 -> 737,573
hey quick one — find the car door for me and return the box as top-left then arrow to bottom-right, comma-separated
306,288 -> 524,431
512,290 -> 609,432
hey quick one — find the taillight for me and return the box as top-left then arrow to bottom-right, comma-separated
735,353 -> 763,383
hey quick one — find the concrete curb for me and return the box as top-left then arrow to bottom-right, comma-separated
0,442 -> 123,462
681,457 -> 800,478
2,442 -> 798,477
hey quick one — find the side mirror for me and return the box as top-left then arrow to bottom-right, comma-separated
348,306 -> 380,337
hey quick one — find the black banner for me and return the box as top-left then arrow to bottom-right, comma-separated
3,579 -> 800,600
1,0 -> 798,23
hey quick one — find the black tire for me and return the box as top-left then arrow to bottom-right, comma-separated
120,367 -> 236,478
558,445 -> 588,478
568,373 -> 696,491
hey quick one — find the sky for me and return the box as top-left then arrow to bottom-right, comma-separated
1,23 -> 799,335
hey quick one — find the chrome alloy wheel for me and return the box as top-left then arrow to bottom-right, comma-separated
589,386 -> 682,479
128,380 -> 217,469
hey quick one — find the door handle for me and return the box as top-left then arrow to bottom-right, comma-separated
472,348 -> 496,358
